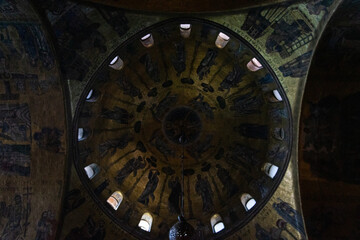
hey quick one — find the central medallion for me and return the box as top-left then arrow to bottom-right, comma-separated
163,106 -> 202,145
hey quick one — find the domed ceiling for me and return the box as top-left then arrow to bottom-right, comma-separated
73,19 -> 292,239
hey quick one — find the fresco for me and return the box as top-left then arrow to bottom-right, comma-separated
0,104 -> 30,141
3,0 -> 340,239
0,193 -> 31,239
0,1 -> 67,239
278,51 -> 312,78
273,199 -> 306,238
64,216 -> 106,240
34,128 -> 63,153
35,210 -> 57,240
71,19 -> 294,239
0,142 -> 30,176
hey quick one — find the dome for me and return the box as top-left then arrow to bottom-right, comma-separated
73,18 -> 292,239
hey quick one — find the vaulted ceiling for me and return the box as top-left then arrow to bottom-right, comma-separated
1,0 -> 358,240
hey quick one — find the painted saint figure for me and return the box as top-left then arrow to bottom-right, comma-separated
114,156 -> 146,185
172,42 -> 186,76
150,130 -> 175,159
35,211 -> 53,240
273,199 -> 306,237
115,74 -> 141,98
226,143 -> 260,168
138,169 -> 160,206
197,48 -> 218,80
1,195 -> 29,240
168,176 -> 181,214
140,53 -> 160,82
219,65 -> 245,91
230,93 -> 262,115
99,134 -> 133,158
215,164 -> 239,198
195,174 -> 213,213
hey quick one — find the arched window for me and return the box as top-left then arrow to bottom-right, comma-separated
180,24 -> 191,38
138,212 -> 153,232
107,191 -> 123,210
268,89 -> 283,102
246,57 -> 263,71
85,89 -> 100,102
78,128 -> 91,141
109,56 -> 124,70
263,163 -> 279,179
84,163 -> 100,180
241,193 -> 256,211
210,214 -> 225,233
86,89 -> 94,100
215,32 -> 230,49
140,34 -> 154,48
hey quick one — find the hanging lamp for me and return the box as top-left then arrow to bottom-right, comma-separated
169,132 -> 195,240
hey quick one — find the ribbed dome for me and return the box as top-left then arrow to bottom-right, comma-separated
73,18 -> 292,239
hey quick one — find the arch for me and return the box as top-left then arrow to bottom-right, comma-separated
138,212 -> 153,232
109,56 -> 124,70
180,24 -> 191,38
140,33 -> 154,48
85,89 -> 100,102
77,128 -> 91,141
84,163 -> 100,180
267,89 -> 283,103
86,89 -> 94,100
107,191 -> 123,210
210,214 -> 225,233
215,32 -> 230,48
247,57 -> 263,72
263,163 -> 279,179
241,193 -> 256,211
